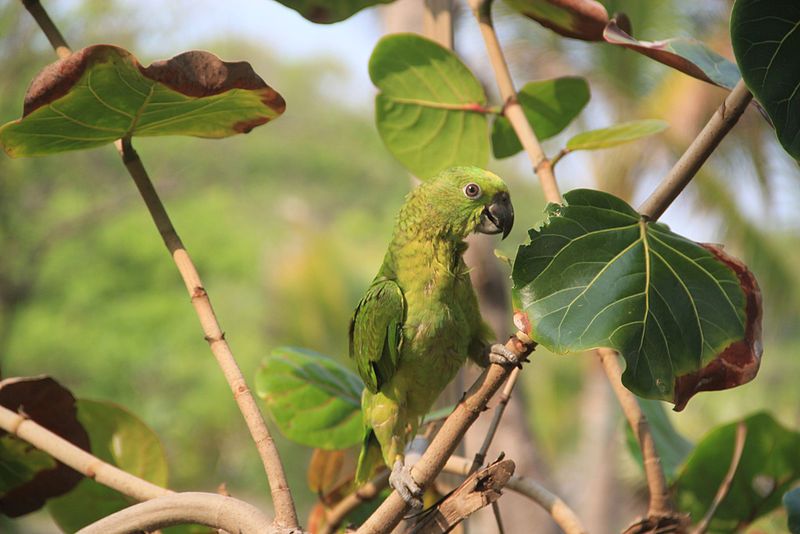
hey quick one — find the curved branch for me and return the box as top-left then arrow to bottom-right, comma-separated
76,492 -> 278,534
321,472 -> 390,534
356,334 -> 535,534
444,456 -> 587,534
0,404 -> 170,501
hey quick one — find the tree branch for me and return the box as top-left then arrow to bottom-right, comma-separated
468,366 -> 521,474
0,404 -> 170,502
444,455 -> 587,534
638,79 -> 753,220
691,422 -> 747,534
356,334 -> 535,534
76,492 -> 279,534
116,138 -> 298,528
320,472 -> 390,534
467,0 -> 562,205
20,2 -> 299,527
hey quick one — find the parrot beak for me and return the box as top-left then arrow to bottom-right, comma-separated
477,192 -> 514,239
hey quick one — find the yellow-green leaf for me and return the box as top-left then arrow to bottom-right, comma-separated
566,119 -> 668,151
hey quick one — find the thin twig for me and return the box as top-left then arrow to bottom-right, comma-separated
597,349 -> 672,518
638,79 -> 753,220
76,492 -> 278,534
19,2 -> 299,526
691,422 -> 747,534
321,472 -> 390,534
467,0 -> 562,205
356,334 -> 535,534
444,455 -> 587,534
0,404 -> 170,501
116,138 -> 298,528
491,501 -> 506,534
468,366 -> 520,474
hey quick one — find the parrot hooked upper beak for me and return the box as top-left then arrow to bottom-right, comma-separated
476,191 -> 514,239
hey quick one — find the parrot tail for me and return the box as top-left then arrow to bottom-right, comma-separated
355,429 -> 383,485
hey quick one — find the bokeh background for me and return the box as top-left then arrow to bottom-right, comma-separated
1,0 -> 798,532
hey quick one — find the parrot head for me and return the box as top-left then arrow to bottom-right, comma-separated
409,166 -> 514,240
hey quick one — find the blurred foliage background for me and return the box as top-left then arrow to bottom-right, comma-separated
1,0 -> 798,532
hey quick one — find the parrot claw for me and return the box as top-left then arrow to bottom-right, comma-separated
489,343 -> 523,368
389,459 -> 423,509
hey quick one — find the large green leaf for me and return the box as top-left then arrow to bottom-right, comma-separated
565,119 -> 668,151
786,487 -> 800,534
255,347 -> 363,450
503,0 -> 609,41
512,189 -> 762,406
625,399 -> 693,484
369,33 -> 489,179
491,77 -> 590,159
731,0 -> 800,160
0,45 -> 285,157
0,377 -> 89,517
47,399 -> 168,533
274,0 -> 393,23
675,412 -> 800,531
604,19 -> 741,90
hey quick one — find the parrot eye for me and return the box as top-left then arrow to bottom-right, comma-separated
463,183 -> 482,199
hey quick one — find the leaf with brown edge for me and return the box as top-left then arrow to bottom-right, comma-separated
307,448 -> 345,496
504,0 -> 611,42
673,243 -> 762,411
0,45 -> 285,158
0,376 -> 89,517
603,19 -> 741,90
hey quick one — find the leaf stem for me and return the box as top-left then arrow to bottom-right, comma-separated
76,492 -> 277,534
356,334 -> 535,534
116,138 -> 298,528
21,0 -> 71,58
639,79 -> 753,220
444,455 -> 587,534
467,0 -> 562,204
0,403 -> 170,501
691,422 -> 747,534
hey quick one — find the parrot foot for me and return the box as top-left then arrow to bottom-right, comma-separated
389,459 -> 423,509
489,343 -> 523,368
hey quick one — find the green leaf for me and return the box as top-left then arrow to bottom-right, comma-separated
0,377 -> 89,517
491,77 -> 590,159
731,0 -> 800,160
604,19 -> 741,90
0,45 -> 285,158
369,33 -> 489,178
566,119 -> 668,151
512,189 -> 762,406
274,0 -> 394,23
624,399 -> 693,484
675,412 -> 800,532
785,487 -> 800,534
47,399 -> 168,532
503,0 -> 609,41
255,347 -> 363,449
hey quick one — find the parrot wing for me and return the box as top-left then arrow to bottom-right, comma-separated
349,278 -> 405,394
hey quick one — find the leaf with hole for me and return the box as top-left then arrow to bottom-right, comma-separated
47,399 -> 168,532
675,412 -> 800,532
504,0 -> 610,41
274,0 -> 394,23
512,189 -> 762,406
0,45 -> 285,157
0,377 -> 89,517
491,77 -> 590,159
565,119 -> 668,151
604,19 -> 741,90
731,0 -> 800,160
256,347 -> 364,450
369,33 -> 489,178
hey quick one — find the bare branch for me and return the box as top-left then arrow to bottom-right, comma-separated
468,367 -> 521,474
21,0 -> 70,58
0,404 -> 170,502
320,472 -> 390,534
76,492 -> 279,534
356,334 -> 535,534
467,0 -> 562,204
444,455 -> 587,534
597,349 -> 672,517
639,80 -> 753,220
691,422 -> 747,534
411,459 -> 515,533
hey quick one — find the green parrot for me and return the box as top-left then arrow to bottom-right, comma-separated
349,166 -> 518,507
